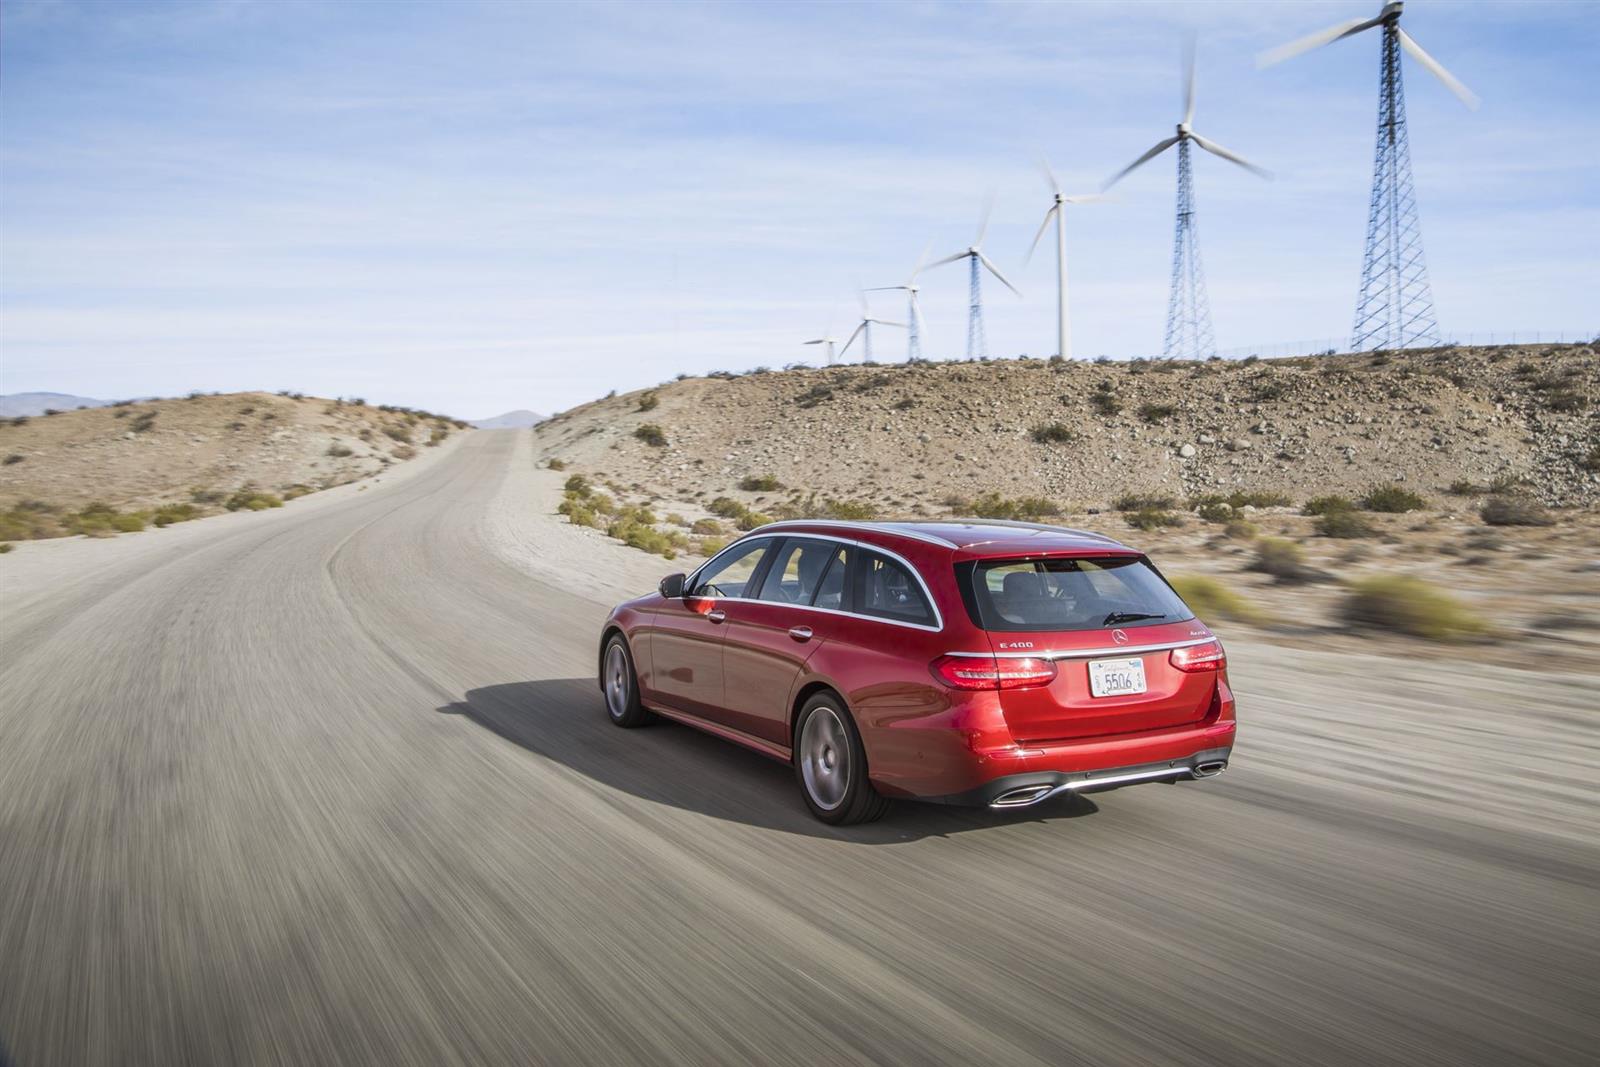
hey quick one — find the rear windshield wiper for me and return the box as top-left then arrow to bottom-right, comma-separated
1103,611 -> 1166,626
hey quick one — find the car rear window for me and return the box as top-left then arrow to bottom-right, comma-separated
959,556 -> 1194,632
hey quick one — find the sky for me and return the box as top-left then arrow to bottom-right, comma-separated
2,0 -> 1597,418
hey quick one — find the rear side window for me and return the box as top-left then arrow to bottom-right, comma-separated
854,550 -> 935,627
961,556 -> 1194,632
757,539 -> 846,606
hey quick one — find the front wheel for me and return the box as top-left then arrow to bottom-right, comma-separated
602,635 -> 650,727
794,692 -> 889,825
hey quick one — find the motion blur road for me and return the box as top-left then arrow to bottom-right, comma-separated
2,431 -> 1594,1066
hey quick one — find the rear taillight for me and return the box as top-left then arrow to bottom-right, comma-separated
931,654 -> 1057,691
1170,639 -> 1226,673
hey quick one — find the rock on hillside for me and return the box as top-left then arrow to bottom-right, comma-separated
0,392 -> 467,513
532,344 -> 1598,512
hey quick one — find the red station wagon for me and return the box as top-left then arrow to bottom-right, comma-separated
598,520 -> 1236,824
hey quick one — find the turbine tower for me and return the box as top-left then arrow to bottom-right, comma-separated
1104,39 -> 1268,360
1027,161 -> 1103,360
839,292 -> 904,365
802,325 -> 840,365
866,243 -> 932,362
1261,2 -> 1478,352
928,201 -> 1020,360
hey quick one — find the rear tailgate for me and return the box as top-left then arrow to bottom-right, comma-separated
993,624 -> 1218,743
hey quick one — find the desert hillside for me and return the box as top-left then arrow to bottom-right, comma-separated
534,343 -> 1597,511
1,391 -> 466,539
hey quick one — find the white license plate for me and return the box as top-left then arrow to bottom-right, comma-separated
1088,657 -> 1147,698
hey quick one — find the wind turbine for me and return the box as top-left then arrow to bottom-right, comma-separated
802,325 -> 840,366
1260,1 -> 1477,352
865,243 -> 932,362
1103,38 -> 1268,361
927,200 -> 1021,360
839,292 -> 904,365
1026,161 -> 1103,361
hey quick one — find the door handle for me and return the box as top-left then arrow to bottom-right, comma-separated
707,609 -> 727,624
788,625 -> 813,642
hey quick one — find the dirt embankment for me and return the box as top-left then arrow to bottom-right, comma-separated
0,392 -> 467,538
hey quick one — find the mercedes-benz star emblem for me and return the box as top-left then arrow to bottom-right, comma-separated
1112,629 -> 1129,645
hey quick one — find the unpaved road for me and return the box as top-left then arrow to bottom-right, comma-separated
2,430 -> 1595,1066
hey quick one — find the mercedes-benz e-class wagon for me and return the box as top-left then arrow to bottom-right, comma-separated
598,520 -> 1236,824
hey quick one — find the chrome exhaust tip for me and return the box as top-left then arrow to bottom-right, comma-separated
1192,761 -> 1227,779
991,784 -> 1054,808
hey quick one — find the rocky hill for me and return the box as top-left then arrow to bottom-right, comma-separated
1,392 -> 467,539
533,343 -> 1598,513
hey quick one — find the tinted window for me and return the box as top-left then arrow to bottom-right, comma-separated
758,539 -> 847,607
692,539 -> 770,599
965,556 -> 1194,632
854,550 -> 935,626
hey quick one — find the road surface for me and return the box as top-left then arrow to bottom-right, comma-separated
2,430 -> 1595,1066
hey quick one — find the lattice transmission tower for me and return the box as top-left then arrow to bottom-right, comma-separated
1163,137 -> 1217,361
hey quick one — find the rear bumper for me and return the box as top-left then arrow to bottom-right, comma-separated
924,746 -> 1233,808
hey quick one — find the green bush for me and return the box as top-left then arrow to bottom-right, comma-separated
634,423 -> 668,447
1480,495 -> 1554,527
691,518 -> 723,536
637,391 -> 660,412
1089,391 -> 1122,416
1169,575 -> 1264,624
1360,484 -> 1427,513
226,490 -> 283,512
152,503 -> 201,527
1446,479 -> 1485,495
963,493 -> 1060,521
1340,576 -> 1489,641
563,473 -> 591,496
708,496 -> 747,519
822,498 -> 877,521
1137,403 -> 1175,423
1315,510 -> 1377,538
0,542 -> 12,553
547,458 -> 568,471
739,474 -> 782,492
1302,494 -> 1355,516
1124,509 -> 1182,531
1224,490 -> 1292,509
3,453 -> 24,465
795,384 -> 834,409
735,511 -> 772,531
281,485 -> 314,501
698,536 -> 729,556
1030,423 -> 1079,444
1196,502 -> 1234,523
327,443 -> 354,457
1114,493 -> 1175,512
1222,520 -> 1258,540
383,425 -> 412,443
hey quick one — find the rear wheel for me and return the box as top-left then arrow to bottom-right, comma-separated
602,634 -> 650,727
794,692 -> 889,825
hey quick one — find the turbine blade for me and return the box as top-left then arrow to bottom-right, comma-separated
977,251 -> 1021,297
864,285 -> 908,292
1182,34 -> 1197,126
925,249 -> 971,270
1257,16 -> 1379,67
1037,156 -> 1060,194
1025,205 -> 1057,265
1398,28 -> 1480,109
839,321 -> 865,356
1191,133 -> 1272,179
910,238 -> 935,281
803,339 -> 823,345
1062,193 -> 1106,204
870,319 -> 907,328
858,287 -> 868,316
975,192 -> 995,247
1103,136 -> 1180,190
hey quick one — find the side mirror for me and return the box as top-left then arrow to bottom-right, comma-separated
659,572 -> 686,599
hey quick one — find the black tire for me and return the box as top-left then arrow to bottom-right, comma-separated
793,692 -> 890,825
601,634 -> 650,728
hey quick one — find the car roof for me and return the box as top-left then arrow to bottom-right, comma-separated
749,519 -> 1134,556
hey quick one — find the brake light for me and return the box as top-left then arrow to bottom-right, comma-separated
1170,639 -> 1226,673
931,654 -> 1057,691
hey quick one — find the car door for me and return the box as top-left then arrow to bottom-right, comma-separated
647,536 -> 774,719
720,538 -> 847,747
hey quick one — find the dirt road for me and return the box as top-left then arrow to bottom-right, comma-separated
2,430 -> 1594,1066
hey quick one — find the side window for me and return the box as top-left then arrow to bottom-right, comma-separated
757,539 -> 847,606
812,546 -> 847,610
692,539 -> 770,599
854,550 -> 935,626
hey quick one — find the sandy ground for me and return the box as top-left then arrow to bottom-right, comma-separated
2,430 -> 1595,1066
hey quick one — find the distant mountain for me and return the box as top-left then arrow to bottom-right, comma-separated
472,409 -> 546,429
1,392 -> 108,417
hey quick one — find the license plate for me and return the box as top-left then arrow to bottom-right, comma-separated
1088,657 -> 1146,698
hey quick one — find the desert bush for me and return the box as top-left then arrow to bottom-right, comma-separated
427,428 -> 449,446
281,485 -> 313,501
225,490 -> 283,512
739,474 -> 782,492
1113,493 -> 1175,512
698,537 -> 729,556
383,426 -> 412,443
1227,490 -> 1291,509
822,498 -> 878,521
637,391 -> 660,412
1340,576 -> 1489,641
392,445 -> 417,460
1169,575 -> 1264,624
547,458 -> 568,471
665,513 -> 687,527
1480,495 -> 1554,527
43,408 -> 62,416
894,397 -> 916,410
1446,479 -> 1485,495
1089,390 -> 1122,416
564,473 -> 592,496
130,412 -> 157,433
964,493 -> 1060,521
3,454 -> 24,465
708,496 -> 746,519
327,443 -> 354,458
1246,537 -> 1326,584
634,423 -> 668,447
1196,502 -> 1234,523
795,384 -> 834,409
0,543 -> 12,553
735,511 -> 772,531
1314,510 -> 1378,538
152,503 -> 200,526
1250,378 -> 1287,401
1302,494 -> 1355,516
1124,509 -> 1182,531
1137,403 -> 1175,423
691,518 -> 723,536
9,416 -> 29,426
191,488 -> 226,504
1030,423 -> 1079,444
1360,484 -> 1427,513
1222,520 -> 1259,540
